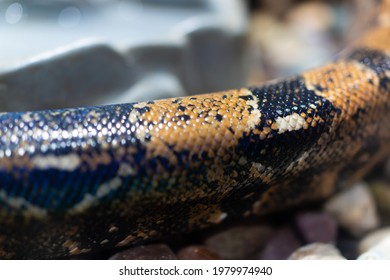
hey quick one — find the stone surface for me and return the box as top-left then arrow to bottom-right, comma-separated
109,244 -> 177,260
288,243 -> 346,260
177,246 -> 222,260
287,2 -> 335,34
370,181 -> 390,214
258,226 -> 301,260
358,236 -> 390,260
204,224 -> 273,259
294,212 -> 338,244
358,227 -> 390,255
324,182 -> 379,236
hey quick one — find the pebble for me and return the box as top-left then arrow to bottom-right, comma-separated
287,2 -> 335,35
358,227 -> 390,255
288,243 -> 346,260
109,244 -> 177,260
369,181 -> 390,214
177,246 -> 222,260
294,212 -> 337,244
324,182 -> 379,237
258,226 -> 301,260
357,236 -> 390,260
204,224 -> 273,259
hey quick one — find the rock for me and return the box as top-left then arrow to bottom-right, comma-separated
204,224 -> 273,259
287,2 -> 335,35
109,244 -> 177,260
370,181 -> 390,214
177,246 -> 222,260
358,236 -> 390,260
294,212 -> 337,244
288,243 -> 346,260
358,227 -> 390,255
258,226 -> 301,260
324,182 -> 379,236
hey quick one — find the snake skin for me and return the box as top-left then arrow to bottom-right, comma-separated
0,1 -> 390,259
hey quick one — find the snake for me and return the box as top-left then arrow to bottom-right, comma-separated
0,1 -> 389,259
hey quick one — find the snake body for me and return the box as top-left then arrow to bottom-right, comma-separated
0,1 -> 390,259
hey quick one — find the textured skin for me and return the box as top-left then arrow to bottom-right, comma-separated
0,2 -> 390,259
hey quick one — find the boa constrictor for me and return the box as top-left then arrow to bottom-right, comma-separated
0,0 -> 389,259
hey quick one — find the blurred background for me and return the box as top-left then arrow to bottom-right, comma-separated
0,0 -> 377,112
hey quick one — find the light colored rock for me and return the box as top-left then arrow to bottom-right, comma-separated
324,182 -> 379,236
287,2 -> 335,34
288,243 -> 346,260
358,227 -> 390,255
358,236 -> 390,260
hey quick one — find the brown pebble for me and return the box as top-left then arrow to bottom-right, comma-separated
294,211 -> 337,244
258,226 -> 301,260
204,224 -> 273,259
177,246 -> 222,260
109,244 -> 177,260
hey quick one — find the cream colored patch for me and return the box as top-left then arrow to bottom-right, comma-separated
69,177 -> 122,214
128,109 -> 141,124
32,153 -> 81,171
244,89 -> 262,129
0,190 -> 47,218
275,113 -> 306,134
21,113 -> 33,123
128,108 -> 148,142
133,101 -> 149,109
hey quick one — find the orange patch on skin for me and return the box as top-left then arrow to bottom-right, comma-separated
138,88 -> 263,169
302,60 -> 381,118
